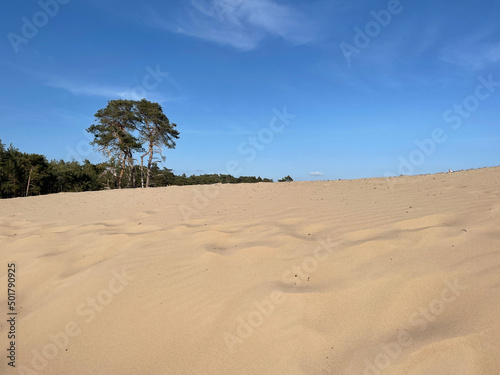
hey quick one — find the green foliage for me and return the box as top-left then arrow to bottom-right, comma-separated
87,99 -> 182,189
87,99 -> 144,189
145,163 -> 274,187
0,142 -> 52,198
135,99 -> 180,150
134,99 -> 180,188
278,175 -> 293,182
0,140 -> 275,199
49,159 -> 105,192
87,99 -> 142,154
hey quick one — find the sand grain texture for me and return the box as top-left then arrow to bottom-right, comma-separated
1,167 -> 499,374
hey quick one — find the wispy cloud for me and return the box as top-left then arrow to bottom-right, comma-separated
46,77 -> 176,103
440,43 -> 500,70
309,171 -> 324,176
439,29 -> 500,70
183,124 -> 252,136
149,0 -> 317,50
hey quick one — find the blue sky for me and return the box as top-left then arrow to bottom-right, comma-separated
1,0 -> 499,181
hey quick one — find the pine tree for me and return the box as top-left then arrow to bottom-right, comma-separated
86,100 -> 143,189
134,99 -> 180,188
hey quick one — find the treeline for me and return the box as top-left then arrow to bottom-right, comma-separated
1,98 -> 293,199
0,140 -> 273,199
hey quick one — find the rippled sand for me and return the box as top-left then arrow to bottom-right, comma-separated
1,167 -> 499,374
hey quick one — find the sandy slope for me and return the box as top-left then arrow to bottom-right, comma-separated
1,167 -> 500,375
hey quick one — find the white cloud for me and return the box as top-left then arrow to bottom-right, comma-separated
45,78 -> 175,103
440,43 -> 500,70
309,171 -> 324,176
150,0 -> 317,50
439,29 -> 500,70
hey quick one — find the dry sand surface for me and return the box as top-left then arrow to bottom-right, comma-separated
1,167 -> 500,375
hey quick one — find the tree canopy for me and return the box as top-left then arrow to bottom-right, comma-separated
278,175 -> 293,182
134,99 -> 180,188
87,99 -> 180,189
87,99 -> 143,189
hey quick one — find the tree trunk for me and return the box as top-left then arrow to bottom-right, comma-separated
127,167 -> 132,188
146,143 -> 154,188
118,153 -> 127,189
140,151 -> 148,188
126,154 -> 133,188
26,166 -> 33,197
131,155 -> 136,188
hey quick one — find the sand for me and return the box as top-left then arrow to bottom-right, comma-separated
1,167 -> 499,374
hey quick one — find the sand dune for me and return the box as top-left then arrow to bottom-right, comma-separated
1,167 -> 500,374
